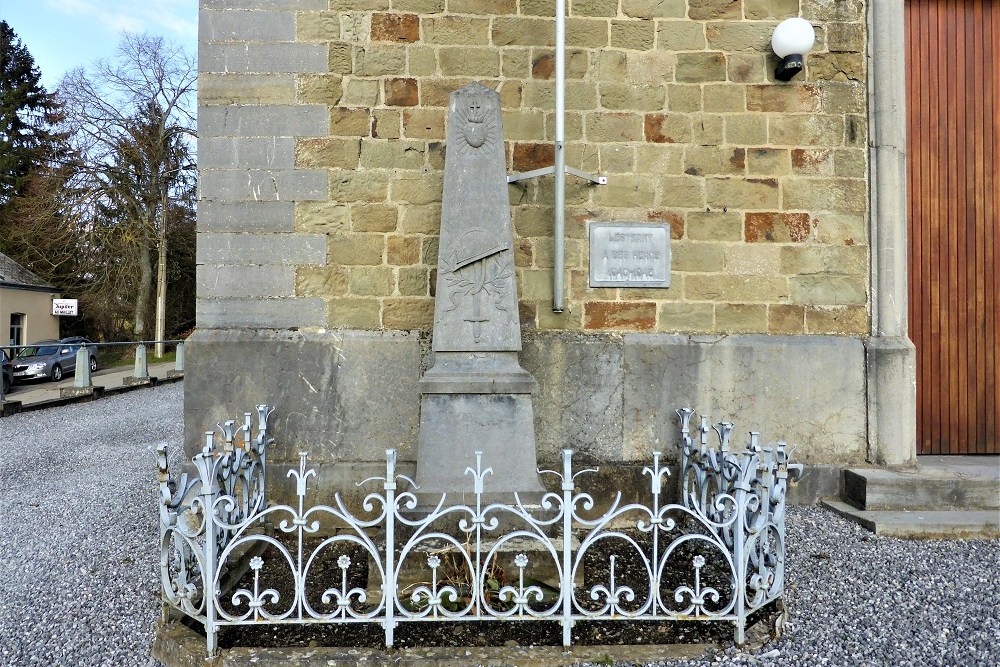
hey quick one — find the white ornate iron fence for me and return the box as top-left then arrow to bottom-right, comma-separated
158,406 -> 802,657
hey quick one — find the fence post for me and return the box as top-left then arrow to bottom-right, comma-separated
196,435 -> 220,658
133,345 -> 149,380
74,347 -> 92,388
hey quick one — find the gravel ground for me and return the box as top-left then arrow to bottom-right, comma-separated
0,384 -> 184,667
0,384 -> 997,666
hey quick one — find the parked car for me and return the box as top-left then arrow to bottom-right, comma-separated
1,349 -> 12,394
12,337 -> 99,383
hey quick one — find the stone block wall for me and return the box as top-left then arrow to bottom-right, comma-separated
198,0 -> 870,338
192,0 -> 891,485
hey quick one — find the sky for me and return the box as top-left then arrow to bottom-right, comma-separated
0,0 -> 197,91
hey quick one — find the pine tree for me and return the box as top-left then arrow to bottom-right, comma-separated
0,20 -> 62,208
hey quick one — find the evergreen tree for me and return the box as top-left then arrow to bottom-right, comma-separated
0,21 -> 62,208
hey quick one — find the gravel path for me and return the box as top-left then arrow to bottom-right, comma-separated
0,384 -> 183,667
1,385 -> 997,666
667,508 -> 1000,667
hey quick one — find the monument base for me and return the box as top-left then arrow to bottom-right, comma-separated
415,392 -> 546,500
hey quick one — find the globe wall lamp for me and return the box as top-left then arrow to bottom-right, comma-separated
771,17 -> 816,81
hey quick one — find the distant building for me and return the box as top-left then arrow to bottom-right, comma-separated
0,252 -> 60,348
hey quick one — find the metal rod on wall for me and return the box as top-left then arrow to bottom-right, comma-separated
506,1 -> 606,313
553,0 -> 566,313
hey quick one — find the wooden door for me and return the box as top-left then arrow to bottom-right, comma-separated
906,0 -> 999,455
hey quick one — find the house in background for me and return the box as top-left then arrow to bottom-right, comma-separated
0,251 -> 59,348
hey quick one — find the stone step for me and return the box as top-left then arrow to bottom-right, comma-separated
842,457 -> 999,511
821,499 -> 1000,539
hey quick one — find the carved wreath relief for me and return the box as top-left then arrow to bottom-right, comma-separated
440,228 -> 513,344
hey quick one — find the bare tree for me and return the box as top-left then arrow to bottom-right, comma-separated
58,33 -> 196,340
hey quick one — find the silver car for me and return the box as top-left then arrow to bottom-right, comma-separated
12,338 -> 99,383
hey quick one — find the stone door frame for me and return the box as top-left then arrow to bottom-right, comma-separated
866,0 -> 917,465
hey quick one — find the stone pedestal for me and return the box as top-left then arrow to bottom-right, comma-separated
416,353 -> 543,500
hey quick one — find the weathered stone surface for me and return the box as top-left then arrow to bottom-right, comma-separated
675,52 -> 727,82
416,82 -> 543,497
196,297 -> 326,329
355,46 -> 407,76
521,332 -> 625,460
658,302 -> 714,332
199,105 -> 327,138
199,74 -> 295,105
644,113 -> 692,144
425,16 -> 489,45
197,265 -> 294,298
790,275 -> 868,306
584,302 -> 656,330
199,10 -> 295,43
296,73 -> 343,104
687,274 -> 790,302
296,266 -> 349,297
768,304 -> 805,334
296,138 -> 360,169
744,0 -> 799,20
430,83 -> 520,353
745,212 -> 811,242
199,43 -> 328,74
623,0 -> 686,19
705,22 -> 774,52
865,337 -> 917,465
439,48 -> 501,77
199,201 -> 295,233
806,305 -> 867,334
715,303 -> 768,332
200,169 -> 328,202
622,334 -> 868,464
197,233 -> 326,265
370,13 -> 420,42
688,0 -> 741,21
610,20 -> 655,50
416,392 -> 541,497
183,330 -> 421,462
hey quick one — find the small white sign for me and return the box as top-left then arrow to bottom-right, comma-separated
52,299 -> 79,316
589,222 -> 672,288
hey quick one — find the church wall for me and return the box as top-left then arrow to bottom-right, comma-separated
192,0 -> 876,494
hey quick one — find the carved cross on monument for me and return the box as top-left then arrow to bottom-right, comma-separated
464,276 -> 489,343
415,82 -> 545,501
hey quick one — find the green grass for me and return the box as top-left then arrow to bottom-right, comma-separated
104,349 -> 178,368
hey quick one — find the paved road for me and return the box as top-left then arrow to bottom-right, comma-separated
3,361 -> 178,407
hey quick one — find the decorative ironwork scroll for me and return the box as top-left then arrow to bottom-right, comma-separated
158,406 -> 802,657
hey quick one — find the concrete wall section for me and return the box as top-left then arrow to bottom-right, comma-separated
521,332 -> 625,463
183,329 -> 422,463
622,334 -> 868,465
186,330 -> 867,471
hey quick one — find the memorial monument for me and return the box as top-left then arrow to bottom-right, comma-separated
414,82 -> 545,500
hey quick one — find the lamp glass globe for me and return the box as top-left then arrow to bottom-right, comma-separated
771,17 -> 816,58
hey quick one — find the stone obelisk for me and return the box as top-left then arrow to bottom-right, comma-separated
415,82 -> 545,500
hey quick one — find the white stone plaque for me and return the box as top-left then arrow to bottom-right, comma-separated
589,222 -> 672,288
